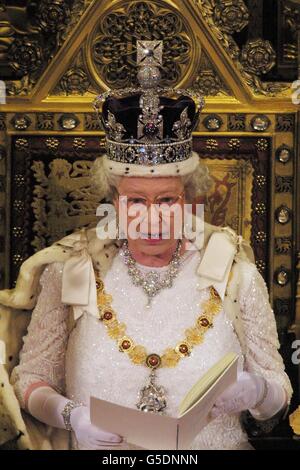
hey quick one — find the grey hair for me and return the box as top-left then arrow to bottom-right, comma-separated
90,153 -> 213,203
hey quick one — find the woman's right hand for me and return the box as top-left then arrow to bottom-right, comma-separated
70,405 -> 123,449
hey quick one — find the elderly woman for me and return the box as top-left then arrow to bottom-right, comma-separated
7,42 -> 292,450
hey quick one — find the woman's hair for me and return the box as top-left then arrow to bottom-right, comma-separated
90,152 -> 213,203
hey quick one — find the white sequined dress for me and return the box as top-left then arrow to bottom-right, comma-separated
10,245 -> 292,450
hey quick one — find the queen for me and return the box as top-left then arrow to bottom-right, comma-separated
2,41 -> 292,450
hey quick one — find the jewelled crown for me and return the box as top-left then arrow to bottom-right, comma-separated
93,40 -> 204,166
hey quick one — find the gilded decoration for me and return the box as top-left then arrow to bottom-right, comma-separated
194,0 -> 287,96
275,175 -> 293,193
227,114 -> 246,131
52,49 -> 92,96
213,0 -> 249,33
256,175 -> 266,189
2,0 -> 91,96
276,114 -> 295,132
45,137 -> 60,151
240,39 -> 276,75
55,66 -> 91,96
205,139 -> 218,150
276,145 -> 293,164
10,114 -> 32,131
255,139 -> 269,151
227,138 -> 241,150
36,113 -> 55,131
58,114 -> 80,130
8,36 -> 44,75
275,238 -> 292,255
256,260 -> 266,275
86,1 -> 194,89
15,138 -> 29,150
85,113 -> 102,131
31,158 -> 99,249
192,52 -> 230,96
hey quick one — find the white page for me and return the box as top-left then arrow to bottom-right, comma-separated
90,396 -> 178,450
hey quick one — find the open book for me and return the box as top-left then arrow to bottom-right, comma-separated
90,352 -> 239,450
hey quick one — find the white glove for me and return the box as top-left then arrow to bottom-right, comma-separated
210,371 -> 287,420
27,385 -> 123,449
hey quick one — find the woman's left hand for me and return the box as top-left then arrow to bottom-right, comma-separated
210,371 -> 267,418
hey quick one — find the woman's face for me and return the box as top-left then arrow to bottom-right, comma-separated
113,176 -> 185,256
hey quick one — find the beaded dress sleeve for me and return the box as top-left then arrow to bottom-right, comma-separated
238,262 -> 293,404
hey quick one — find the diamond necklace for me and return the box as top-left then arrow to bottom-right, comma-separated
120,239 -> 183,308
